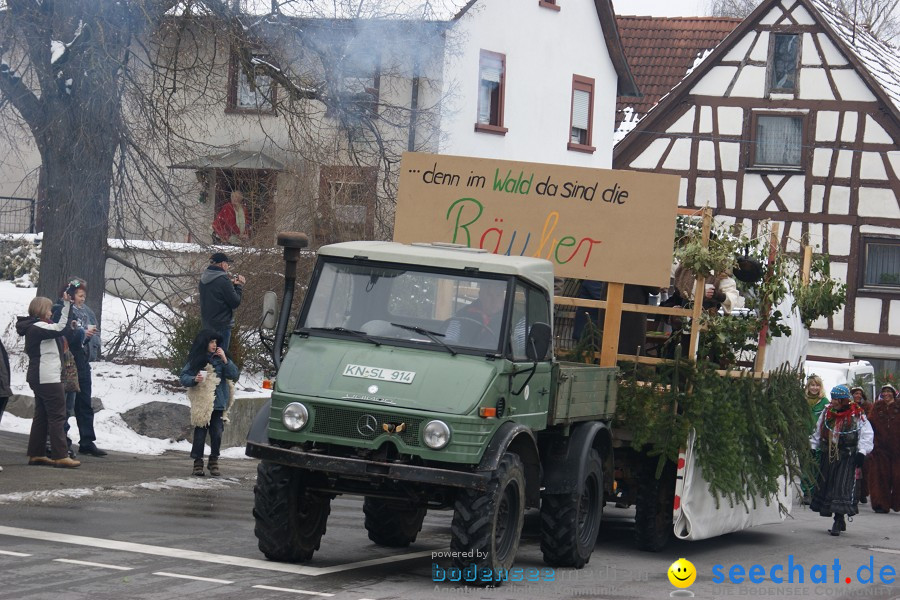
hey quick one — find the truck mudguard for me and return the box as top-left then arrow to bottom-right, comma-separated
246,399 -> 273,445
477,421 -> 541,507
541,421 -> 612,495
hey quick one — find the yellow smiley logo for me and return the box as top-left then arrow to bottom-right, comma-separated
668,558 -> 697,588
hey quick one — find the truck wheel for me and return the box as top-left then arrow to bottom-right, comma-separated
634,458 -> 676,552
253,461 -> 331,562
540,449 -> 603,568
450,452 -> 525,586
363,497 -> 426,547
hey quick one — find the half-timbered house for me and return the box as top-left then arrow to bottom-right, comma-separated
614,0 -> 900,372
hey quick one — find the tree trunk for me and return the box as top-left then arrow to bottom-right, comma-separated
36,144 -> 113,328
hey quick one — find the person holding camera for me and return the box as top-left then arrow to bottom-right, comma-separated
199,252 -> 245,352
52,278 -> 107,457
179,329 -> 239,476
16,294 -> 80,468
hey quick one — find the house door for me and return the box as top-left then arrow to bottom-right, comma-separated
214,169 -> 277,246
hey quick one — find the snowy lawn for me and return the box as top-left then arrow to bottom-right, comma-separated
0,281 -> 269,457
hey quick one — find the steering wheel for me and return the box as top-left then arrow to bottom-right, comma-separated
451,316 -> 496,342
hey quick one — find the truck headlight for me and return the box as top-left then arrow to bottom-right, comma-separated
423,420 -> 451,449
282,402 -> 309,431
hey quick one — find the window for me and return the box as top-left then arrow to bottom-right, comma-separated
475,50 -> 507,135
538,0 -> 560,10
325,52 -> 380,117
862,238 -> 900,289
568,75 -> 595,153
750,114 -> 804,168
227,49 -> 276,113
510,282 -> 550,361
316,166 -> 377,245
212,169 -> 277,245
769,33 -> 800,94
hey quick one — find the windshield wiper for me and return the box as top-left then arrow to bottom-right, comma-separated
390,322 -> 457,356
308,327 -> 381,346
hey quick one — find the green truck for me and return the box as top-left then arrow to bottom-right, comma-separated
246,233 -> 619,582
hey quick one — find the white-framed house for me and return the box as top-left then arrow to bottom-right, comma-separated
438,0 -> 638,167
613,0 -> 900,373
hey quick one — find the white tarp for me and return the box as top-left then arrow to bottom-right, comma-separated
763,291 -> 808,372
673,429 -> 792,541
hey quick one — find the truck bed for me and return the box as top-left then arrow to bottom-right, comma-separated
548,362 -> 618,426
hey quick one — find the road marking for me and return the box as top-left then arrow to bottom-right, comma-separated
252,585 -> 334,596
154,571 -> 234,584
869,547 -> 900,555
54,558 -> 133,571
0,525 -> 434,577
0,550 -> 31,557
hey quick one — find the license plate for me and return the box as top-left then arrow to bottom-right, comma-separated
342,364 -> 416,384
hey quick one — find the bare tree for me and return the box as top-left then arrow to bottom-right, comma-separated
0,0 -> 451,330
706,0 -> 900,41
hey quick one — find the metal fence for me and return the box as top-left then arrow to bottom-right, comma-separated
0,196 -> 36,234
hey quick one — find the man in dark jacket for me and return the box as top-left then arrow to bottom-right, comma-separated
199,252 -> 245,352
0,338 -> 11,472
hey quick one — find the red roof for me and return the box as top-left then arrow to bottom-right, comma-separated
615,16 -> 741,128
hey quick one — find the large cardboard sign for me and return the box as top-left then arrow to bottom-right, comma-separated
394,152 -> 681,287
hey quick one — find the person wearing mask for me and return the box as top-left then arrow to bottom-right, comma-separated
179,330 -> 239,477
867,384 -> 900,514
0,337 -> 10,472
199,253 -> 245,352
16,295 -> 80,468
809,385 -> 873,536
52,278 -> 106,457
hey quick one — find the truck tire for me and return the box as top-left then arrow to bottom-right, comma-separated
634,458 -> 676,552
363,497 -> 426,547
450,452 -> 525,586
540,449 -> 603,568
253,461 -> 331,562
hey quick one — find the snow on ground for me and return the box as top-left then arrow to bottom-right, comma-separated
0,476 -> 244,505
0,281 -> 269,458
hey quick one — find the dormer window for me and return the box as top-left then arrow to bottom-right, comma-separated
769,33 -> 800,94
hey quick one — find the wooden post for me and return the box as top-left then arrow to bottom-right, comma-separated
600,282 -> 624,367
687,208 -> 713,360
801,245 -> 813,286
754,223 -> 780,373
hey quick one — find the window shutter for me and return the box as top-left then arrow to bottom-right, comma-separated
572,89 -> 590,131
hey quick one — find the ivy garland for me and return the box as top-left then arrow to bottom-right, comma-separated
617,360 -> 815,509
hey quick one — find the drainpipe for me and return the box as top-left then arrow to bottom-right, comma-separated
407,57 -> 420,151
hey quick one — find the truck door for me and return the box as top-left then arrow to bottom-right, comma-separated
508,280 -> 553,414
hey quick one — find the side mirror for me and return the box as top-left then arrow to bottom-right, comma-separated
526,322 -> 551,361
261,291 -> 277,330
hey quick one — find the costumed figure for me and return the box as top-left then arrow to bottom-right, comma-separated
809,385 -> 874,536
867,384 -> 900,513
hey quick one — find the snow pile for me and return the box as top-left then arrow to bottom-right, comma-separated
0,476 -> 244,505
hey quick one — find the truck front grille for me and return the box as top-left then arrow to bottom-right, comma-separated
311,405 -> 423,447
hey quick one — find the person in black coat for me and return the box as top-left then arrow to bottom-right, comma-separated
0,337 -> 11,473
198,252 -> 245,352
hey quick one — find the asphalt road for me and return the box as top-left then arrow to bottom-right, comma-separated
2,430 -> 900,600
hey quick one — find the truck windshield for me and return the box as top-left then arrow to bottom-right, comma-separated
300,260 -> 509,353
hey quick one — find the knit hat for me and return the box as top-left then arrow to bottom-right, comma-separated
830,385 -> 851,399
210,252 -> 232,264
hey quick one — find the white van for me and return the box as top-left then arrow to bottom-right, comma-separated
803,360 -> 876,402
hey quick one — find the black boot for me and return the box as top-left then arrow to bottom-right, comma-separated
192,458 -> 205,477
830,515 -> 844,536
207,458 -> 220,477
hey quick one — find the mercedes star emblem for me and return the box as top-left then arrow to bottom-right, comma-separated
357,414 -> 379,436
368,384 -> 379,394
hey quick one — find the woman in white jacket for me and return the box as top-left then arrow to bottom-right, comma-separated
15,295 -> 81,468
